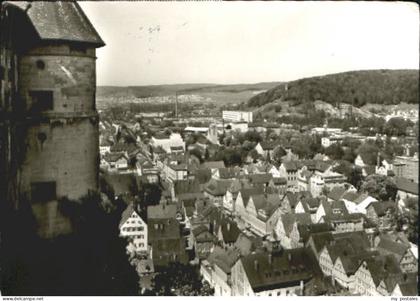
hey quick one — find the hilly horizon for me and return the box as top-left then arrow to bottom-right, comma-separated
247,69 -> 419,108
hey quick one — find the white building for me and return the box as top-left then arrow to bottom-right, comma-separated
321,136 -> 343,148
119,204 -> 148,253
222,111 -> 253,123
151,132 -> 185,154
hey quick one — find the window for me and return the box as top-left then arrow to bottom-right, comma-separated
29,90 -> 53,112
36,60 -> 45,70
31,181 -> 56,202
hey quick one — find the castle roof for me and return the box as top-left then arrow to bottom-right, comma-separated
7,1 -> 105,47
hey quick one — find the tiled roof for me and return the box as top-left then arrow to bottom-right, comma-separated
217,167 -> 241,179
148,218 -> 181,241
240,248 -> 314,292
271,177 -> 287,185
395,177 -> 419,195
338,251 -> 379,276
361,254 -> 402,287
281,213 -> 312,236
248,173 -> 273,185
7,1 -> 105,46
341,191 -> 360,203
377,238 -> 409,261
238,187 -> 264,207
320,199 -> 348,216
204,178 -> 233,196
218,221 -> 241,244
297,223 -> 333,243
250,194 -> 282,220
119,203 -> 140,228
283,161 -> 300,171
367,201 -> 397,217
202,161 -> 225,169
285,191 -> 313,210
207,246 -> 240,274
327,186 -> 347,201
147,204 -> 178,219
234,233 -> 264,256
103,152 -> 126,163
173,179 -> 201,195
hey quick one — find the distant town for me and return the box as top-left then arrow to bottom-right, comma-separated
0,0 -> 418,297
99,100 -> 418,296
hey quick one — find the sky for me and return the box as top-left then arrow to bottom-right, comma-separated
79,1 -> 419,86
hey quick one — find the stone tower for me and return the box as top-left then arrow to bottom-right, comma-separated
0,1 -> 105,238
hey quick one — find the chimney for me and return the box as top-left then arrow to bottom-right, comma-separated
254,260 -> 259,270
300,280 -> 304,295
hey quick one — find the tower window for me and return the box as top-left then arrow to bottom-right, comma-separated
29,90 -> 53,112
70,44 -> 87,54
36,60 -> 45,70
31,181 -> 56,202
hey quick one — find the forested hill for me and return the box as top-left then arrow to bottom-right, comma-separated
247,69 -> 419,108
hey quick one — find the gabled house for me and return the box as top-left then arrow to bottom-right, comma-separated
216,220 -> 241,249
222,178 -> 253,214
119,203 -> 148,253
353,255 -> 402,296
295,197 -> 320,221
366,201 -> 397,230
102,152 -> 129,171
343,193 -> 378,214
279,162 -> 300,192
376,237 -> 418,273
281,191 -> 313,214
213,167 -> 242,180
231,248 -> 315,296
268,177 -> 287,195
254,141 -> 276,159
395,177 -> 419,200
320,212 -> 366,233
234,187 -> 264,217
192,224 -> 217,260
204,178 -> 233,205
200,246 -> 241,296
202,161 -> 226,173
274,213 -> 312,249
291,223 -> 333,249
238,193 -> 283,236
315,199 -> 348,223
247,173 -> 273,187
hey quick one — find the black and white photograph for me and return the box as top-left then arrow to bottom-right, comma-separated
0,0 -> 418,297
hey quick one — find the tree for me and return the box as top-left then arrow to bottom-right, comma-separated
272,146 -> 287,165
149,263 -> 214,296
360,174 -> 397,201
385,117 -> 413,137
324,144 -> 344,160
349,166 -> 364,190
356,142 -> 380,166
